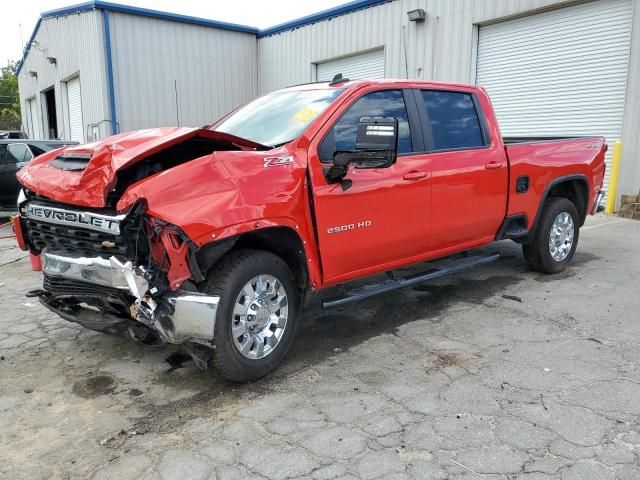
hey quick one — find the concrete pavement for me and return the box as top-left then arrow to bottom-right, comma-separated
0,214 -> 639,479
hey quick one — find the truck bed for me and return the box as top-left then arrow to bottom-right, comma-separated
504,136 -> 607,230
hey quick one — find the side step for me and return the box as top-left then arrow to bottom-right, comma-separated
322,253 -> 500,309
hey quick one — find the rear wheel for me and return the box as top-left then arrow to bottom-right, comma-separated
523,197 -> 579,274
205,249 -> 299,382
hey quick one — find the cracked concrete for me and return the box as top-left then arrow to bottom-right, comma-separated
1,214 -> 639,479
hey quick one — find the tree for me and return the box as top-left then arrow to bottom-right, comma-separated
0,61 -> 21,130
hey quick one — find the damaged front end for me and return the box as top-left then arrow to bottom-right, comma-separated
21,197 -> 220,367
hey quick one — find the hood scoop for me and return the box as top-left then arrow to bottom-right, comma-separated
50,153 -> 93,171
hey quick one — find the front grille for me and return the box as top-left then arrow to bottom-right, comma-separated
27,219 -> 128,257
44,274 -> 127,298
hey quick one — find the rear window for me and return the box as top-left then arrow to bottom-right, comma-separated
420,90 -> 485,151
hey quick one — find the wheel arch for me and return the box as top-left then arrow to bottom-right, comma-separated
196,226 -> 310,293
528,174 -> 589,241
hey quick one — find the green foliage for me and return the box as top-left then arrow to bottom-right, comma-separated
0,61 -> 21,129
0,108 -> 21,130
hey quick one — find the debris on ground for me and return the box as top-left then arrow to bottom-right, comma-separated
618,192 -> 640,220
165,351 -> 192,370
502,294 -> 523,302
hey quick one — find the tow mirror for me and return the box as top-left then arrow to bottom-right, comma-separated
356,116 -> 398,153
326,117 -> 398,190
332,117 -> 398,169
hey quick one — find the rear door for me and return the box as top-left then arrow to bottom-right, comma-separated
308,88 -> 431,283
416,89 -> 508,251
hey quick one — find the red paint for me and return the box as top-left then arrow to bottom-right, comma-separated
158,230 -> 192,291
17,80 -> 606,291
29,252 -> 42,272
12,216 -> 27,251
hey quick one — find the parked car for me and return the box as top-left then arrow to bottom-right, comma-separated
0,131 -> 27,139
0,139 -> 77,210
14,79 -> 606,382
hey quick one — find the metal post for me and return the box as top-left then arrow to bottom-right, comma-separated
605,140 -> 623,214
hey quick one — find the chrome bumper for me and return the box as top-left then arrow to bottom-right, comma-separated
42,252 -> 220,345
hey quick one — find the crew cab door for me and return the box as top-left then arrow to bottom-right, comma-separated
308,88 -> 431,284
415,89 -> 508,251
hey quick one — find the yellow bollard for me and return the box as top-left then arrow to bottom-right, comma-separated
605,140 -> 622,214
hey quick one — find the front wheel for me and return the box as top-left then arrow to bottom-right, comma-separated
205,249 -> 299,382
523,197 -> 580,274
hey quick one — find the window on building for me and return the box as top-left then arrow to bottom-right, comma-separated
319,90 -> 412,162
421,90 -> 485,151
5,144 -> 34,164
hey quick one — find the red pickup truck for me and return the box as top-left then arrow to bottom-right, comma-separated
14,79 -> 606,381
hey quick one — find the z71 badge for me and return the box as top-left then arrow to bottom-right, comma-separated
327,220 -> 372,234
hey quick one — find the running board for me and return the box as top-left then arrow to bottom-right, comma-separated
322,253 -> 500,309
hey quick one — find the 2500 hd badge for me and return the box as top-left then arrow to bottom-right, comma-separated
327,220 -> 373,234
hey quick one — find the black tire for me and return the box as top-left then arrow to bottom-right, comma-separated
205,249 -> 299,382
523,197 -> 580,274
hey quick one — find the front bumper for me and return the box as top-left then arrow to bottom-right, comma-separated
41,252 -> 220,345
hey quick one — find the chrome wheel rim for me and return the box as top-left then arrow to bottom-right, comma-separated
231,274 -> 288,360
549,211 -> 574,262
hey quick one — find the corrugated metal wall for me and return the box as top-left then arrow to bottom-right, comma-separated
257,0 -> 580,93
17,9 -> 110,141
108,12 -> 258,131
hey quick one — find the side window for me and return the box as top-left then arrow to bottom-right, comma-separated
5,144 -> 34,164
319,90 -> 412,163
30,145 -> 46,156
420,90 -> 485,151
0,145 -> 6,164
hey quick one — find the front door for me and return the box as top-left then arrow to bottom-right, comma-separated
308,89 -> 431,284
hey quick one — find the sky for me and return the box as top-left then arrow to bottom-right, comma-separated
0,0 -> 348,66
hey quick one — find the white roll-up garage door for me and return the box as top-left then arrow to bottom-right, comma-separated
316,49 -> 385,82
66,77 -> 84,142
27,98 -> 40,140
476,0 -> 633,188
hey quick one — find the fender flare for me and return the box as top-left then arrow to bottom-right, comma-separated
193,217 -> 321,289
526,174 -> 589,242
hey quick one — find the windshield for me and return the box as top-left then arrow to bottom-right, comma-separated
214,89 -> 343,147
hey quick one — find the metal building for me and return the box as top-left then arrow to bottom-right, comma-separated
17,2 -> 258,142
17,0 -> 640,196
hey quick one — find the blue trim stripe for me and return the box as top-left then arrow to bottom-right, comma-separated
103,9 -> 118,135
258,0 -> 393,37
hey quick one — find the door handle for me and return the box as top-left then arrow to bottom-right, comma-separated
485,161 -> 503,170
403,171 -> 428,181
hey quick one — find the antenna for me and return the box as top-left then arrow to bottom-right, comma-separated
329,73 -> 349,86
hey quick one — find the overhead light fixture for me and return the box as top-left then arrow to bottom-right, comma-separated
407,9 -> 426,22
46,56 -> 57,65
28,71 -> 37,78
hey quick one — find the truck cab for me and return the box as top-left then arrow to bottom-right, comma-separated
14,79 -> 606,382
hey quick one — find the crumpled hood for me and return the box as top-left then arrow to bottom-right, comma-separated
17,127 -> 264,209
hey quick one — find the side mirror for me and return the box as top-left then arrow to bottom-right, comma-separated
356,116 -> 398,153
325,117 -> 398,190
